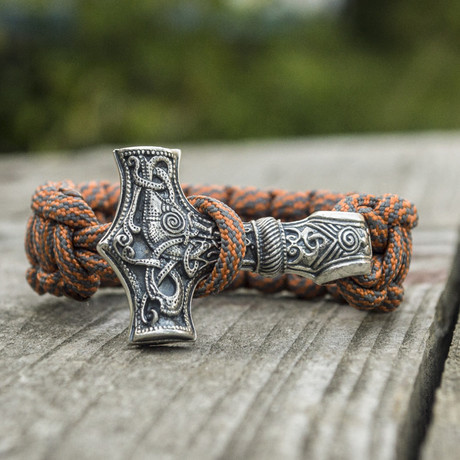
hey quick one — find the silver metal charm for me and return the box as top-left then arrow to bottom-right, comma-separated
97,147 -> 372,345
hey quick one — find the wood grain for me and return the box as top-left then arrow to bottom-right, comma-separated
422,260 -> 460,460
0,134 -> 459,460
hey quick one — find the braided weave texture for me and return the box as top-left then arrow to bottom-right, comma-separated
25,181 -> 418,312
188,195 -> 246,297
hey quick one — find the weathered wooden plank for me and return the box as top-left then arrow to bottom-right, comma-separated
421,261 -> 460,460
0,134 -> 459,460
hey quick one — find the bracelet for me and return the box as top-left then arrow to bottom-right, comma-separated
25,147 -> 418,344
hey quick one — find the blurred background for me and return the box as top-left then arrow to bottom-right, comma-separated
1,0 -> 460,153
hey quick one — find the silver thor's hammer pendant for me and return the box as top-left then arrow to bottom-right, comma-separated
97,147 -> 372,345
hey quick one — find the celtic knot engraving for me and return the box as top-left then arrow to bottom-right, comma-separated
283,212 -> 371,283
98,148 -> 219,343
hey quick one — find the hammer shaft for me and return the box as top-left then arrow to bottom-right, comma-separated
241,211 -> 372,285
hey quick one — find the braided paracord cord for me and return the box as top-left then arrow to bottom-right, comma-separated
25,181 -> 418,312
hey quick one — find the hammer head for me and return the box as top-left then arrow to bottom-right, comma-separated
97,147 -> 219,344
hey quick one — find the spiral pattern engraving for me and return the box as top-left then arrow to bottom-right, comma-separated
338,227 -> 360,254
161,210 -> 186,235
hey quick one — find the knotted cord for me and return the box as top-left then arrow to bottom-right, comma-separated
25,181 -> 418,312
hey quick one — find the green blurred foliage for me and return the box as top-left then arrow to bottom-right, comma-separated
1,0 -> 460,152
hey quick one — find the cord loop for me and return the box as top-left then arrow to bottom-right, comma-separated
187,195 -> 246,296
25,181 -> 118,300
333,193 -> 418,311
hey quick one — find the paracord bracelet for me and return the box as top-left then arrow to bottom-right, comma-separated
25,147 -> 418,344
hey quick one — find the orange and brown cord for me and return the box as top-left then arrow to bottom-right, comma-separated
25,181 -> 418,312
